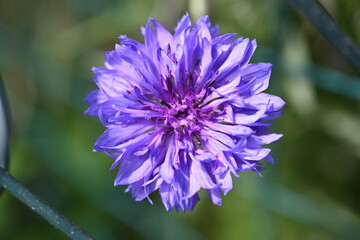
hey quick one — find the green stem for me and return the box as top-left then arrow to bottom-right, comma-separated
289,0 -> 360,74
0,73 -> 10,172
0,167 -> 94,240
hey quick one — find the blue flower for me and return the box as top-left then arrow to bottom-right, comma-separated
85,13 -> 285,211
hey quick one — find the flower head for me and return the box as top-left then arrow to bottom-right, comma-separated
85,13 -> 285,211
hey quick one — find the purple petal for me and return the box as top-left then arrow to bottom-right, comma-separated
239,148 -> 272,161
93,124 -> 153,151
114,155 -> 152,185
239,63 -> 272,96
189,153 -> 217,192
174,13 -> 191,37
84,90 -> 108,116
159,183 -> 176,211
207,188 -> 222,206
249,133 -> 283,145
218,38 -> 255,72
160,138 -> 178,183
148,19 -> 173,50
245,93 -> 286,111
201,128 -> 236,148
216,170 -> 233,195
205,122 -> 253,136
93,68 -> 132,98
233,105 -> 268,125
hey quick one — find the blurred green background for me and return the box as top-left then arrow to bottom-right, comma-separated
1,0 -> 360,239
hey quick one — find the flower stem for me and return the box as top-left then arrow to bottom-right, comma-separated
0,167 -> 94,240
0,73 -> 10,173
289,0 -> 360,74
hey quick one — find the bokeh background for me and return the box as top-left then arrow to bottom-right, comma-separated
1,0 -> 360,239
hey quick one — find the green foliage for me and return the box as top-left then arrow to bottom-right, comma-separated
0,0 -> 360,239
